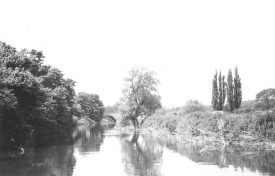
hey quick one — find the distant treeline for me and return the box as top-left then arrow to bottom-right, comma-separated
0,41 -> 104,151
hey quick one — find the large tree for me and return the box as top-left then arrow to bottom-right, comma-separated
211,71 -> 218,110
119,67 -> 161,128
255,88 -> 275,110
227,69 -> 234,111
218,71 -> 227,110
226,67 -> 242,112
233,67 -> 242,109
0,41 -> 76,150
212,71 -> 226,111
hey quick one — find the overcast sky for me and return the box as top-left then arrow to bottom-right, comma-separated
0,0 -> 275,107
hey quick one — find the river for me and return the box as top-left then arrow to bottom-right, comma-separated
0,124 -> 275,176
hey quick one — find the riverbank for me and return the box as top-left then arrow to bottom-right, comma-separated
72,116 -> 98,127
141,110 -> 275,150
72,115 -> 116,128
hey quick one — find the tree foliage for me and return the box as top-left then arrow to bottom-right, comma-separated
227,69 -> 235,111
233,67 -> 242,109
211,71 -> 218,110
218,71 -> 227,110
255,88 -> 275,110
119,67 -> 161,128
0,41 -> 76,150
226,67 -> 242,112
212,71 -> 226,110
75,92 -> 104,122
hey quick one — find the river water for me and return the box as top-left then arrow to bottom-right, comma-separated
0,124 -> 275,176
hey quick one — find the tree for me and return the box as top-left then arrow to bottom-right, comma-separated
211,71 -> 218,110
212,71 -> 226,111
227,69 -> 234,111
233,67 -> 242,109
218,71 -> 227,110
120,67 -> 161,128
76,92 -> 104,122
255,88 -> 275,110
0,41 -> 77,150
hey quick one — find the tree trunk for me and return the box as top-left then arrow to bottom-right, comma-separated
131,131 -> 139,144
131,118 -> 140,129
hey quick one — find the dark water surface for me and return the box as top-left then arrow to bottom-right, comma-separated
0,124 -> 275,176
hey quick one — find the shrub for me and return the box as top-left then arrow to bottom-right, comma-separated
251,112 -> 275,140
177,111 -> 221,134
181,100 -> 206,114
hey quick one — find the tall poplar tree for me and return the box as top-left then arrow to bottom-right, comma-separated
218,71 -> 227,110
211,71 -> 218,110
233,67 -> 242,109
227,69 -> 234,111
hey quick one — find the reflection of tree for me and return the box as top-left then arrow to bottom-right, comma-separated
224,149 -> 275,174
73,124 -> 105,153
0,145 -> 75,176
157,138 -> 275,175
0,124 -> 107,176
120,132 -> 163,176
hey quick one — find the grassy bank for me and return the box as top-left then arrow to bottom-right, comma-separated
142,109 -> 275,149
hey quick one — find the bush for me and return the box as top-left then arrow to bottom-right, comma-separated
181,100 -> 206,114
251,112 -> 275,140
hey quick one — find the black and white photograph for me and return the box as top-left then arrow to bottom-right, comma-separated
0,0 -> 275,175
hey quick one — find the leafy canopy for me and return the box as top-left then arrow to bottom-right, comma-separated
76,92 -> 104,122
0,41 -> 76,149
255,88 -> 275,110
120,67 -> 161,128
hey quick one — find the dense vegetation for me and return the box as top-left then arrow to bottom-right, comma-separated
141,81 -> 275,148
114,66 -> 275,147
144,107 -> 275,146
0,42 -> 76,150
75,92 -> 104,122
0,41 -> 104,151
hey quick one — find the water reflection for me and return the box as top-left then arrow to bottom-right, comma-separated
156,138 -> 275,175
73,124 -> 105,153
120,132 -> 163,176
1,125 -> 275,176
0,145 -> 75,176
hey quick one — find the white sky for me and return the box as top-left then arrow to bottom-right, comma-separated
0,0 -> 275,107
